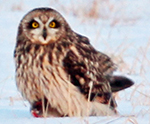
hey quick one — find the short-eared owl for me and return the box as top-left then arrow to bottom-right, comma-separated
14,7 -> 133,117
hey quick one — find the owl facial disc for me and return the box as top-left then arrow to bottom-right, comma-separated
28,17 -> 59,45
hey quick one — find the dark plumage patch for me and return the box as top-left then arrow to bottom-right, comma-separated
109,76 -> 134,92
63,51 -> 87,87
25,44 -> 31,53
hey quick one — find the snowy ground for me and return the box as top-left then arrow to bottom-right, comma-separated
0,0 -> 150,123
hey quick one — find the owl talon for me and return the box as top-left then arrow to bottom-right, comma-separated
31,100 -> 43,117
31,110 -> 41,118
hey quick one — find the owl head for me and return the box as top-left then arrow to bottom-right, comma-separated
18,8 -> 71,45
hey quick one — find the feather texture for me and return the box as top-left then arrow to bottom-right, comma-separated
14,7 -> 133,117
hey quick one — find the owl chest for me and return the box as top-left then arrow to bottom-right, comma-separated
15,54 -> 42,102
15,50 -> 67,103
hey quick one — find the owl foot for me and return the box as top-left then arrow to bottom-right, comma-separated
31,99 -> 63,117
31,100 -> 43,117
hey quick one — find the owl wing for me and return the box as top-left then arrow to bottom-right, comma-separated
63,35 -> 117,108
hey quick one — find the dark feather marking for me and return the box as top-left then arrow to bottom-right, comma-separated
63,51 -> 87,87
25,44 -> 31,53
35,45 -> 40,51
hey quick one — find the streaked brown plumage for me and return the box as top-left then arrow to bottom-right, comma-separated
14,8 -> 133,117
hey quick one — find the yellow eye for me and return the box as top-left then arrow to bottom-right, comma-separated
49,21 -> 56,28
32,21 -> 39,28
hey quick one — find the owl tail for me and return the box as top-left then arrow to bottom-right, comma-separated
109,76 -> 134,92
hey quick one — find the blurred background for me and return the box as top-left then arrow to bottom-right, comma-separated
0,0 -> 150,123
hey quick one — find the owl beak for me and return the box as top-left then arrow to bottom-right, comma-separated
42,28 -> 47,40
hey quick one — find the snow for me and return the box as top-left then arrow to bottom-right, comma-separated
0,0 -> 150,123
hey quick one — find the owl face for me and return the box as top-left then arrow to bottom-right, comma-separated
20,8 -> 68,45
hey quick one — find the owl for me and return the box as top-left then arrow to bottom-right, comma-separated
14,8 -> 133,117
